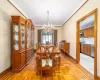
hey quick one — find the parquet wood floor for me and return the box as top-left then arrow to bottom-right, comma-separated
0,53 -> 96,80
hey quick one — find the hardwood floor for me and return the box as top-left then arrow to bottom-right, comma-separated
0,53 -> 97,80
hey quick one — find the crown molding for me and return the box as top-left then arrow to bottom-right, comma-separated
62,0 -> 88,27
7,0 -> 29,19
8,0 -> 88,27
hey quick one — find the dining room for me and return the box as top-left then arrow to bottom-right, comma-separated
0,0 -> 100,80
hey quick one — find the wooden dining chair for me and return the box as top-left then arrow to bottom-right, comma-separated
49,46 -> 61,72
54,55 -> 61,72
36,50 -> 42,77
40,45 -> 55,78
40,46 -> 48,59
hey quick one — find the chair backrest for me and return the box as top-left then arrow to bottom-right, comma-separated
48,46 -> 54,54
40,45 -> 54,65
48,46 -> 55,67
39,45 -> 47,58
36,46 -> 43,68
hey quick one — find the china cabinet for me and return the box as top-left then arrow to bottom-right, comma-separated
11,16 -> 35,72
25,19 -> 35,63
11,16 -> 26,72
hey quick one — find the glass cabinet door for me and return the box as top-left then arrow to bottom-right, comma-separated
27,27 -> 29,48
13,23 -> 19,50
29,26 -> 31,48
21,24 -> 25,49
32,30 -> 34,46
31,28 -> 32,47
27,24 -> 31,48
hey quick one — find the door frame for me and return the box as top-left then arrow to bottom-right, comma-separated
76,8 -> 98,79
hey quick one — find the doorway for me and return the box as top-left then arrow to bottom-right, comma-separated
76,9 -> 97,78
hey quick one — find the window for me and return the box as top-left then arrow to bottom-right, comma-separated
41,31 -> 54,44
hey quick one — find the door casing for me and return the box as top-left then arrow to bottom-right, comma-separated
76,8 -> 98,79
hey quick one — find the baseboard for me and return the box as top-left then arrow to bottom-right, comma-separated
0,66 -> 11,78
97,76 -> 100,80
68,55 -> 95,80
77,64 -> 95,80
12,63 -> 26,72
68,55 -> 76,63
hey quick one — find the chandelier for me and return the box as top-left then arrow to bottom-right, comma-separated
42,11 -> 54,32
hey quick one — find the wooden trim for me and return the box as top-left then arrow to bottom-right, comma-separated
97,76 -> 100,80
68,54 -> 100,80
76,8 -> 98,79
7,0 -> 27,19
62,0 -> 88,26
77,64 -> 100,80
77,9 -> 97,23
76,20 -> 80,63
12,63 -> 26,72
94,9 -> 98,79
77,64 -> 94,80
64,53 -> 100,80
68,55 -> 76,63
69,55 -> 95,80
0,67 -> 11,78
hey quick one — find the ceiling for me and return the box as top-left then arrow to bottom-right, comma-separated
9,0 -> 87,26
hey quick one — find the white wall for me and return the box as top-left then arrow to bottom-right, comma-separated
0,0 -> 26,73
34,26 -> 62,49
0,10 -> 11,73
62,0 -> 100,77
0,0 -> 25,19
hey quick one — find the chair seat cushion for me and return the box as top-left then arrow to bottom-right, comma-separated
42,59 -> 52,67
